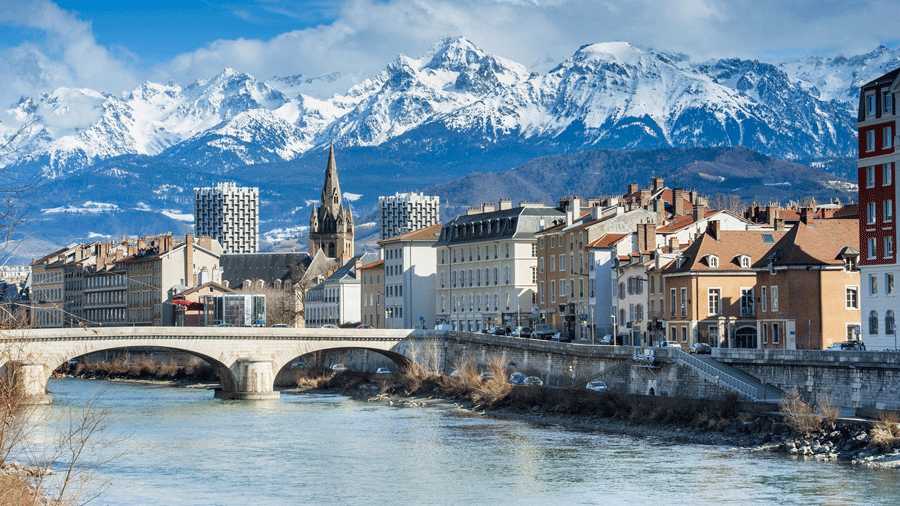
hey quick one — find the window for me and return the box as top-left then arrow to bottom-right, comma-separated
884,90 -> 893,113
869,237 -> 878,260
707,255 -> 718,268
888,274 -> 895,294
681,326 -> 687,343
773,323 -> 780,344
540,257 -> 545,273
505,244 -> 510,258
886,200 -> 894,222
888,311 -> 896,335
540,237 -> 544,249
550,256 -> 555,272
886,164 -> 894,186
871,274 -> 878,295
867,165 -> 876,188
762,324 -> 768,344
504,266 -> 510,285
885,126 -> 893,149
870,310 -> 879,335
740,288 -> 754,316
887,236 -> 895,259
670,288 -> 676,317
559,254 -> 566,272
539,281 -> 545,303
619,283 -> 625,300
550,281 -> 556,302
761,286 -> 768,312
868,129 -> 876,151
867,93 -> 876,115
868,202 -> 877,224
841,286 -> 860,312
708,288 -> 721,315
740,256 -> 750,268
680,288 -> 687,317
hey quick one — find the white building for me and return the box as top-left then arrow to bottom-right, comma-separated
194,182 -> 259,254
434,201 -> 564,332
304,257 -> 362,328
379,224 -> 441,329
378,192 -> 440,240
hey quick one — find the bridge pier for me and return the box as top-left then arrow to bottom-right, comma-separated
215,356 -> 280,400
3,361 -> 52,405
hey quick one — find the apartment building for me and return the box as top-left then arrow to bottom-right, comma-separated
359,259 -> 384,328
31,248 -> 67,328
858,67 -> 900,349
378,192 -> 440,240
380,224 -> 440,329
304,256 -> 363,328
194,182 -> 259,254
434,200 -> 564,332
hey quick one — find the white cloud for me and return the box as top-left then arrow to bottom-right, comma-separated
343,192 -> 362,202
160,210 -> 194,222
0,0 -> 140,111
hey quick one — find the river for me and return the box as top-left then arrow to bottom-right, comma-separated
28,379 -> 900,505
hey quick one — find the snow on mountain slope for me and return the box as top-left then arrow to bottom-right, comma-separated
1,36 -> 887,176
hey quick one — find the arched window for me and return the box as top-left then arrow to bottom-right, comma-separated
328,243 -> 336,257
887,311 -> 895,335
870,310 -> 879,335
734,326 -> 758,348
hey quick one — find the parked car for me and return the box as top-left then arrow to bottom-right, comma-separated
586,381 -> 608,392
533,324 -> 556,340
551,331 -> 572,343
523,376 -> 543,386
214,322 -> 236,327
509,372 -> 526,385
357,325 -> 374,329
511,326 -> 532,338
375,367 -> 392,374
290,361 -> 308,369
689,343 -> 712,354
330,364 -> 348,371
658,340 -> 682,349
599,334 -> 614,345
270,323 -> 291,328
434,323 -> 453,331
321,324 -> 339,329
484,326 -> 506,336
827,341 -> 867,351
480,371 -> 495,380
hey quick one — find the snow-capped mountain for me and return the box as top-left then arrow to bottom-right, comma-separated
6,35 -> 897,178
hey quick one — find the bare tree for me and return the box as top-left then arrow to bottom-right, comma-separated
0,101 -> 41,261
709,193 -> 744,214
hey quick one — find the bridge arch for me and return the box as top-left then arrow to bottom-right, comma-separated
272,345 -> 415,377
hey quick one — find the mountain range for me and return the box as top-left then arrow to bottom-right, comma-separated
1,36 -> 894,263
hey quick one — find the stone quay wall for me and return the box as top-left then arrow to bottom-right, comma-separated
714,349 -> 900,411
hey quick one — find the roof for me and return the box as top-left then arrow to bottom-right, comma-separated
770,219 -> 859,267
656,209 -> 724,233
378,224 -> 442,245
320,254 -> 362,284
359,260 -> 384,270
832,204 -> 859,219
585,233 -> 629,248
664,229 -> 789,274
221,252 -> 311,289
178,281 -> 232,296
434,205 -> 564,247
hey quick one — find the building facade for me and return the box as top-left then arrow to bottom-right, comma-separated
858,68 -> 900,349
359,260 -> 384,328
194,182 -> 259,254
379,224 -> 440,329
378,192 -> 440,240
433,201 -> 564,332
309,145 -> 354,263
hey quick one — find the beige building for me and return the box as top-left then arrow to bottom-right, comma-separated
359,259 -> 384,328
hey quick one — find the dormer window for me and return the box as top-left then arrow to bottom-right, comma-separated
706,255 -> 718,268
739,255 -> 751,269
839,246 -> 860,272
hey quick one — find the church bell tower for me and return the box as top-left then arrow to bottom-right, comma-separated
309,144 -> 354,262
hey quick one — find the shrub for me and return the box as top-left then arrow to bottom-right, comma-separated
869,411 -> 900,450
779,389 -> 823,436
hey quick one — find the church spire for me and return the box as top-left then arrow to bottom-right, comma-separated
321,143 -> 342,216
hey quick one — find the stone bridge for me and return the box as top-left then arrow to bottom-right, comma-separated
0,327 -> 424,402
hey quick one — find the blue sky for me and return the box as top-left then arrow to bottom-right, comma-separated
1,0 -> 900,110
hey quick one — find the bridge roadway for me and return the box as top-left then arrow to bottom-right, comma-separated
1,326 -> 422,402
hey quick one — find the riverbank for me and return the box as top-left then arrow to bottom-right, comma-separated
305,370 -> 900,470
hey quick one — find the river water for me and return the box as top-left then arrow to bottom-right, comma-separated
29,379 -> 900,505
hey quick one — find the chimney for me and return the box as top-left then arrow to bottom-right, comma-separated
668,236 -> 679,251
466,207 -> 481,215
652,199 -> 666,224
482,203 -> 496,213
498,199 -> 512,211
138,238 -> 147,250
636,222 -> 657,252
673,188 -> 686,216
708,219 -> 720,241
766,205 -> 776,225
185,233 -> 195,287
693,204 -> 707,222
639,189 -> 651,207
628,183 -> 639,195
800,207 -> 812,225
652,176 -> 664,192
689,190 -> 698,205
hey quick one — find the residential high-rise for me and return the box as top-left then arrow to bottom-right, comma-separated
858,68 -> 899,350
194,182 -> 259,254
378,192 -> 440,240
309,145 -> 354,263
